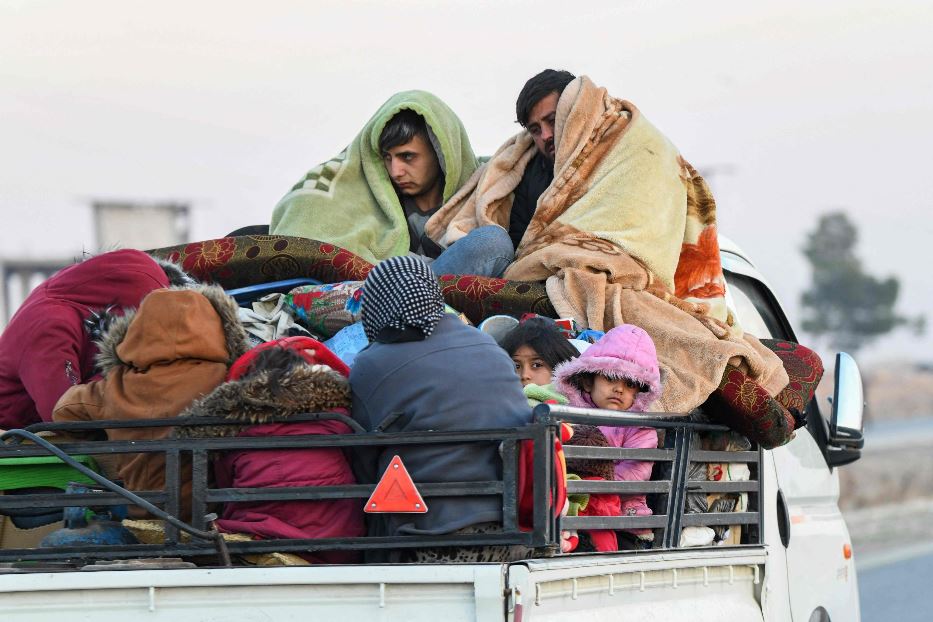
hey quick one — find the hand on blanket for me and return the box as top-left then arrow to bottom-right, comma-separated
692,314 -> 732,340
672,297 -> 732,340
645,284 -> 734,340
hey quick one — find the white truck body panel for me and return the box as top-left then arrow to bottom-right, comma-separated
0,565 -> 508,622
772,428 -> 860,621
0,551 -> 773,622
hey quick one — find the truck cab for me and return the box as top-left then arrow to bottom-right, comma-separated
719,238 -> 863,621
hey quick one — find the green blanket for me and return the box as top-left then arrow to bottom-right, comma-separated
270,90 -> 479,264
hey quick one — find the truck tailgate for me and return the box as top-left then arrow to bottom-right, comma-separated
507,547 -> 767,621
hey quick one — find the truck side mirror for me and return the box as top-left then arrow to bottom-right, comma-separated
826,352 -> 865,466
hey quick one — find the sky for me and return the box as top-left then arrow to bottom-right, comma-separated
1,0 -> 931,364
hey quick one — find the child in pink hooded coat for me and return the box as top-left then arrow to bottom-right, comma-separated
553,324 -> 662,543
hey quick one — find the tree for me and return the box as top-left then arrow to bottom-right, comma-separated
800,211 -> 924,354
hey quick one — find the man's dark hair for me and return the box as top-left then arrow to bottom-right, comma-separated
516,69 -> 576,127
499,317 -> 579,370
379,109 -> 430,155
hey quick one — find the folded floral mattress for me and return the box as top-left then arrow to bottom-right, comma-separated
149,235 -> 557,325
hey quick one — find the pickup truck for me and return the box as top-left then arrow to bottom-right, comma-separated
0,237 -> 866,621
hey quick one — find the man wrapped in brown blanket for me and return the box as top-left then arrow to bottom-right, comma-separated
426,74 -> 803,448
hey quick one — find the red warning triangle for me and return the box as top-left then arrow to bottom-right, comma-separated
364,455 -> 428,514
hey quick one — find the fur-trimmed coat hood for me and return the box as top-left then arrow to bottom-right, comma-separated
95,284 -> 248,374
151,256 -> 197,288
554,324 -> 662,412
174,354 -> 363,562
52,285 -> 250,519
177,362 -> 351,439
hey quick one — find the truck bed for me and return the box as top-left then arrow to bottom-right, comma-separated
0,406 -> 767,620
0,547 -> 767,621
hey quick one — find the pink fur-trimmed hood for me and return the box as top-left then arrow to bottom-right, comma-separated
553,324 -> 662,412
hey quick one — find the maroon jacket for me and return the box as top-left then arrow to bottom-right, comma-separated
213,418 -> 362,563
0,249 -> 173,430
177,345 -> 364,564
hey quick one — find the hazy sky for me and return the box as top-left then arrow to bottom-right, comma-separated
1,0 -> 931,363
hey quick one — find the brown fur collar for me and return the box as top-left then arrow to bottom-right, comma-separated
151,256 -> 196,287
175,363 -> 351,439
95,284 -> 249,374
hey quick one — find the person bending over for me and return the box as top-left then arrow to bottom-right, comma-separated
0,249 -> 192,430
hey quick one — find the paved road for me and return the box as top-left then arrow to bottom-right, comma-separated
846,418 -> 933,619
858,545 -> 933,621
864,416 -> 933,451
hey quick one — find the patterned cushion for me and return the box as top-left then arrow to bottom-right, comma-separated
704,366 -> 796,450
149,236 -> 373,289
758,339 -> 824,414
149,236 -> 558,325
436,274 -> 556,325
284,281 -> 364,339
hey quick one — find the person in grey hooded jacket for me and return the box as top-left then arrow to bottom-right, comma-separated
349,256 -> 532,558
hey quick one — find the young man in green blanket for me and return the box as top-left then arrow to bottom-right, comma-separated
271,91 -> 514,277
377,109 -> 515,277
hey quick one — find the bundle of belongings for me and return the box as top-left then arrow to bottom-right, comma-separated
426,75 -> 819,449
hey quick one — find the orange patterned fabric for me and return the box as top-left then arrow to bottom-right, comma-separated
677,158 -> 726,308
674,224 -> 726,300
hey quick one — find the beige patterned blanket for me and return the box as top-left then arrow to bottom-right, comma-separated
426,76 -> 787,413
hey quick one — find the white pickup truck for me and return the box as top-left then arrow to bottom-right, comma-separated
0,238 -> 866,621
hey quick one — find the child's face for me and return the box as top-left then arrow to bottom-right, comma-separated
583,375 -> 641,411
511,345 -> 553,387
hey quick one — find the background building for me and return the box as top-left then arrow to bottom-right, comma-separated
0,201 -> 189,325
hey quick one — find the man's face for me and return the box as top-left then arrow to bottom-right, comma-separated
525,91 -> 560,162
382,134 -> 442,203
